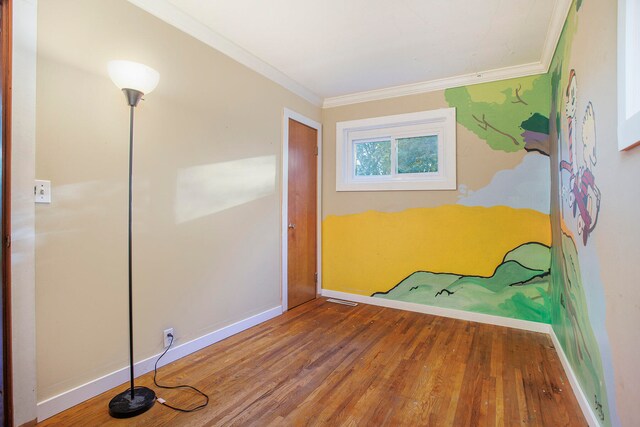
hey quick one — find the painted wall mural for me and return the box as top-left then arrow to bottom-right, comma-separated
447,75 -> 553,216
324,47 -> 554,328
322,205 -> 552,323
548,1 -> 616,425
323,2 -> 618,425
559,73 -> 601,246
324,70 -> 554,324
445,74 -> 551,155
457,152 -> 550,214
373,241 -> 551,323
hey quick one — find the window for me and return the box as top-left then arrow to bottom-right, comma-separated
618,0 -> 640,150
336,108 -> 456,191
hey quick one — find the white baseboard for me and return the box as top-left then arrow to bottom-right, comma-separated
321,289 -> 550,333
549,328 -> 600,427
36,306 -> 282,422
322,289 -> 600,426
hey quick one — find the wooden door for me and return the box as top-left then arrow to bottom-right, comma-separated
287,119 -> 317,310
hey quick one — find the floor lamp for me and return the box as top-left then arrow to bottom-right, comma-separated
107,60 -> 160,419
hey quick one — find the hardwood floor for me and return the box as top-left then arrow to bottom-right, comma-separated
38,298 -> 586,426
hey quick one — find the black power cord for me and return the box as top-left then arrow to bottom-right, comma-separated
153,334 -> 209,412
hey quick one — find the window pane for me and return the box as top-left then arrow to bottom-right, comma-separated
397,136 -> 438,174
355,140 -> 391,176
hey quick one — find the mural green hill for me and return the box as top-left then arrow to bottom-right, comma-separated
551,232 -> 610,425
373,242 -> 551,323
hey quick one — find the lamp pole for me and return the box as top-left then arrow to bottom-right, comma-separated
107,61 -> 159,419
126,90 -> 141,401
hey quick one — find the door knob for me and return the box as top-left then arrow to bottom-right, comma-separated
288,223 -> 296,229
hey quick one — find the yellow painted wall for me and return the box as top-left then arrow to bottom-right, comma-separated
323,205 -> 551,296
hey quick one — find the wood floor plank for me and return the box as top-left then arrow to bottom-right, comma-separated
37,299 -> 587,426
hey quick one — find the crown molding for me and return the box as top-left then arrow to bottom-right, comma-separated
322,0 -> 572,109
540,0 -> 573,72
129,0 -> 571,110
322,62 -> 547,108
127,0 -> 323,107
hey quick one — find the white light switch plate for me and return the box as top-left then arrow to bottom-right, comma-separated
35,180 -> 51,203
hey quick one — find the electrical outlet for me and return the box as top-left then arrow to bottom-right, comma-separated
163,328 -> 174,348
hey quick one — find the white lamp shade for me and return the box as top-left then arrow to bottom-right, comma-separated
108,60 -> 160,95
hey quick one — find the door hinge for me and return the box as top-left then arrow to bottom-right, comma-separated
4,235 -> 10,249
315,145 -> 318,156
314,272 -> 318,283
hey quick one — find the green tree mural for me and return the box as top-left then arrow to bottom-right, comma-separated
445,75 -> 551,154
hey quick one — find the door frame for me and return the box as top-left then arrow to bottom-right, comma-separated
1,0 -> 12,424
281,108 -> 322,312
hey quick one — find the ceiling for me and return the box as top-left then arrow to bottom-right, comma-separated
129,0 -> 571,107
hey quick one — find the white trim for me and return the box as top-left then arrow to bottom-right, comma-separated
126,0 -> 322,107
539,0 -> 573,74
36,306 -> 282,422
320,290 -> 549,333
323,62 -> 546,108
549,328 -> 601,427
617,0 -> 640,150
12,0 -> 39,425
281,109 -> 323,312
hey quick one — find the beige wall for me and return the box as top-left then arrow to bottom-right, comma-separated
35,0 -> 319,402
322,91 -> 525,217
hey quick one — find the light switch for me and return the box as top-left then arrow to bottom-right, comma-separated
35,180 -> 51,204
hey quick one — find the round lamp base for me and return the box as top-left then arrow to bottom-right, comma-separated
108,386 -> 156,418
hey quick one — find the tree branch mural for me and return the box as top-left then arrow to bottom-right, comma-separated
472,113 -> 520,146
445,75 -> 551,155
511,84 -> 529,105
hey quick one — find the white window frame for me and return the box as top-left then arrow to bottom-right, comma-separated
618,0 -> 640,150
336,108 -> 456,191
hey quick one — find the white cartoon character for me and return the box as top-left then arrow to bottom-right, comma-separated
571,102 -> 601,245
560,69 -> 578,210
